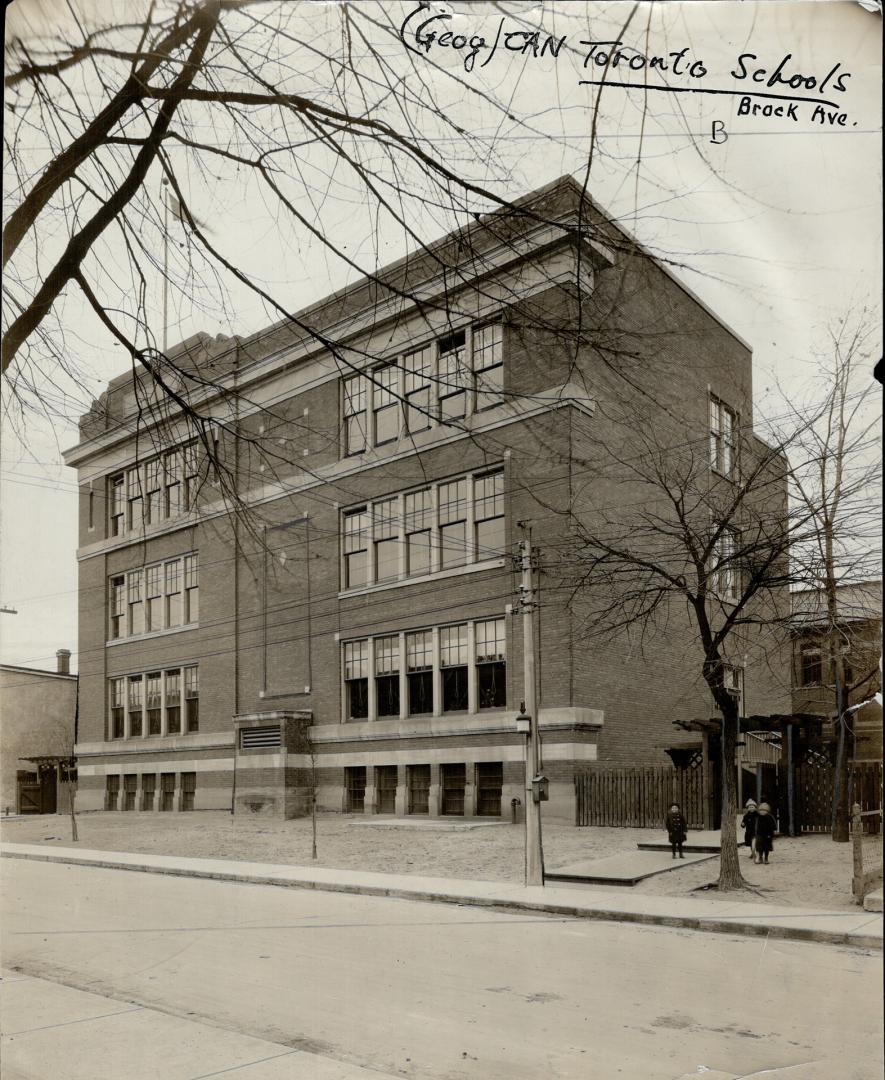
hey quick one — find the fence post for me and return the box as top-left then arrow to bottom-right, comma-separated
851,802 -> 864,902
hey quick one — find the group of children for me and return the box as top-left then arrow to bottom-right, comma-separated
741,798 -> 776,864
664,799 -> 776,863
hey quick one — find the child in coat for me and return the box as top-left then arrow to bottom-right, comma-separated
754,802 -> 776,864
741,799 -> 758,850
666,803 -> 688,858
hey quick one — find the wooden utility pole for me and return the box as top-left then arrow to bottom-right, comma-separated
518,532 -> 544,886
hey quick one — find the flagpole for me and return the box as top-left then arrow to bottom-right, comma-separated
162,177 -> 169,354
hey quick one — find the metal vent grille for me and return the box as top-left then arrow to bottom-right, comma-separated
241,725 -> 282,749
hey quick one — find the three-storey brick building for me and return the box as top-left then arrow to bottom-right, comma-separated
65,176 -> 791,822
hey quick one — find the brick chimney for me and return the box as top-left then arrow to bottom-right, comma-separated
56,649 -> 71,675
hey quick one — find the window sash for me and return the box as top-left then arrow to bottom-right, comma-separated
475,619 -> 506,662
344,640 -> 368,680
438,479 -> 467,525
406,631 -> 433,671
440,624 -> 468,667
375,636 -> 400,676
405,489 -> 432,533
474,471 -> 503,521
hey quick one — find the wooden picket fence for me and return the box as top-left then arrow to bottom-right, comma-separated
575,766 -> 706,829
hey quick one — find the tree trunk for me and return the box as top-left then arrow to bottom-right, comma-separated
717,701 -> 745,890
832,707 -> 852,842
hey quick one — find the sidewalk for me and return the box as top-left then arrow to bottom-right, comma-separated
2,841 -> 881,950
0,970 -> 397,1079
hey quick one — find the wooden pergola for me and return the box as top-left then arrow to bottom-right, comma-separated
672,714 -> 834,834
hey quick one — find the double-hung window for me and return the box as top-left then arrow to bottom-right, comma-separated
341,467 -> 504,590
373,365 -> 400,446
343,508 -> 369,588
184,665 -> 199,731
404,346 -> 432,434
165,560 -> 183,627
110,475 -> 125,536
405,489 -> 432,576
440,624 -> 468,712
373,499 -> 400,583
183,443 -> 200,509
375,636 -> 400,718
344,374 -> 367,456
711,528 -> 739,600
165,451 -> 182,516
344,640 -> 368,720
110,678 -> 125,738
799,642 -> 823,686
127,675 -> 143,738
110,554 -> 197,640
474,471 -> 504,558
438,330 -> 468,420
146,565 -> 163,631
475,618 -> 506,708
165,669 -> 181,734
406,631 -> 434,715
438,479 -> 467,569
710,395 -> 737,476
126,468 -> 143,531
184,554 -> 199,622
110,576 -> 125,639
473,322 -> 503,411
127,570 -> 144,636
344,616 -> 506,721
109,660 -> 195,738
146,672 -> 162,735
108,445 -> 199,537
145,460 -> 162,524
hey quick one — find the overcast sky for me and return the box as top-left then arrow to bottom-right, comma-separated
1,0 -> 881,671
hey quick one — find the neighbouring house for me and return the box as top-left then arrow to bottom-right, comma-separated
63,175 -> 791,824
0,651 -> 78,815
792,580 -> 883,764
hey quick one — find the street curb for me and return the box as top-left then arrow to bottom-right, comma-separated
3,849 -> 881,951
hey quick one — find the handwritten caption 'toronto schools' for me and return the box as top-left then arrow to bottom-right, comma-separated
399,5 -> 856,128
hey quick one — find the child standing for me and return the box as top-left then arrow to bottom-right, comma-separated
741,799 -> 758,850
754,802 -> 776,864
666,803 -> 688,859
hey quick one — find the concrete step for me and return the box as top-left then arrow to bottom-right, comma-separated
637,829 -> 723,854
863,888 -> 883,913
547,849 -> 718,887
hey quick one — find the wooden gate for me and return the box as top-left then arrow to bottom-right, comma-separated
793,754 -> 882,835
575,762 -> 706,828
794,748 -> 833,833
850,761 -> 882,836
16,766 -> 57,814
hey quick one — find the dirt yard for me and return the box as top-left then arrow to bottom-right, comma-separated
4,810 -> 878,912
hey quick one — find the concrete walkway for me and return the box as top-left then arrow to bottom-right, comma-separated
2,842 -> 881,950
547,849 -> 718,885
1,970 -> 396,1079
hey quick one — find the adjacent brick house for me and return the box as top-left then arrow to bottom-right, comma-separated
0,651 -> 77,815
791,580 -> 883,762
64,175 -> 791,823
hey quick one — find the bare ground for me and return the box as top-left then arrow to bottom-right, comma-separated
2,811 -> 879,912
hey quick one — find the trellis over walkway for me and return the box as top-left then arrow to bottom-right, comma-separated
674,714 -> 881,836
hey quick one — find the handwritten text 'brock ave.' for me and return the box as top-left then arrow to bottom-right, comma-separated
398,3 -> 853,105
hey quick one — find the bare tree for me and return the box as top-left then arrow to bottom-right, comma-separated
549,410 -> 811,890
773,315 -> 882,842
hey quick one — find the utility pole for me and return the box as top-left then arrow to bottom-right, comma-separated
518,530 -> 544,886
161,177 -> 169,354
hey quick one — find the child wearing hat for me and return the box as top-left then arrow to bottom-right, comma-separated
754,803 -> 776,864
741,799 -> 758,850
666,802 -> 688,859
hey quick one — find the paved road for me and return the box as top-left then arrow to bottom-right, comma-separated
1,858 -> 882,1080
